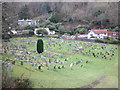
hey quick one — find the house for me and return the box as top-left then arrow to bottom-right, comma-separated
34,28 -> 55,36
11,30 -> 17,34
107,32 -> 120,38
50,31 -> 55,35
18,19 -> 37,26
78,34 -> 88,38
88,29 -> 108,39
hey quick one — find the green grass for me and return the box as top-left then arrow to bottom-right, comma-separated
2,37 -> 118,88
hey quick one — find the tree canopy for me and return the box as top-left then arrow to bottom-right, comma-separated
18,4 -> 31,19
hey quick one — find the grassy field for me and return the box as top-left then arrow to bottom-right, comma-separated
2,37 -> 118,88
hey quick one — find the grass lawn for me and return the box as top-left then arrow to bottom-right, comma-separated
2,37 -> 118,88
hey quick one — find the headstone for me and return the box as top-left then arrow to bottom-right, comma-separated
58,66 -> 61,69
35,63 -> 38,66
64,59 -> 67,61
49,59 -> 51,63
70,63 -> 73,70
81,65 -> 83,67
7,63 -> 12,67
21,61 -> 23,65
38,66 -> 41,70
109,58 -> 112,60
12,61 -> 15,65
86,60 -> 89,63
32,63 -> 34,66
62,65 -> 65,69
54,65 -> 56,70
12,51 -> 15,54
47,66 -> 49,70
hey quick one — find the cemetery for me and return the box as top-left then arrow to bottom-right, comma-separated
2,37 -> 118,88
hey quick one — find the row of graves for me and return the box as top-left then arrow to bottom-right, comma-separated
2,37 -> 118,72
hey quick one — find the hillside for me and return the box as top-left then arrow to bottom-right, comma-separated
2,2 -> 119,38
27,2 -> 118,27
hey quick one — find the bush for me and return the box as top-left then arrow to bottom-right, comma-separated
23,25 -> 38,30
112,26 -> 120,32
104,36 -> 110,40
95,39 -> 104,43
95,39 -> 120,44
75,28 -> 86,33
90,36 -> 96,38
48,12 -> 60,23
108,41 -> 119,44
29,30 -> 34,36
46,25 -> 56,30
14,78 -> 33,88
37,39 -> 44,53
2,34 -> 12,41
36,29 -> 48,35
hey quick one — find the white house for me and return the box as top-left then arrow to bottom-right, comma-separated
88,29 -> 108,39
50,31 -> 55,35
11,30 -> 17,34
18,19 -> 37,26
78,34 -> 88,38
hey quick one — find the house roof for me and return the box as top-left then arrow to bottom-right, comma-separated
91,29 -> 108,34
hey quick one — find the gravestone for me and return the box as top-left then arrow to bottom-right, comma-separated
58,66 -> 61,69
62,65 -> 65,69
54,65 -> 56,70
12,61 -> 15,65
38,66 -> 41,70
21,61 -> 23,65
81,65 -> 83,67
32,63 -> 34,66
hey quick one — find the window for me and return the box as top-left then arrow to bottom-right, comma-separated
90,34 -> 93,36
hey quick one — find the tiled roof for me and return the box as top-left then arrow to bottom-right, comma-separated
91,29 -> 108,34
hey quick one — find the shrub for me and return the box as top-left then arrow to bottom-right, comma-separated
93,9 -> 105,17
14,78 -> 33,88
108,41 -> 119,44
36,29 -> 48,35
46,25 -> 56,30
75,28 -> 86,33
112,26 -> 120,32
2,34 -> 11,41
104,36 -> 110,40
23,25 -> 38,30
90,36 -> 96,38
48,12 -> 60,23
95,39 -> 104,43
37,39 -> 44,53
29,30 -> 34,36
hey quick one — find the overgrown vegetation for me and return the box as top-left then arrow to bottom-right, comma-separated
23,25 -> 38,30
48,12 -> 60,23
36,29 -> 48,35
